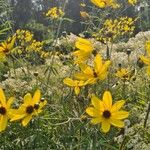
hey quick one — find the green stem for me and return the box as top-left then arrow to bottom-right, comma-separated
144,101 -> 150,128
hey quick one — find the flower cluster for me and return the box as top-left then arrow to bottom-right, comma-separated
90,0 -> 120,8
93,17 -> 136,43
63,37 -> 129,133
46,7 -> 64,19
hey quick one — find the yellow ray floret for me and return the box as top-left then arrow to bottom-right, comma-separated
86,91 -> 129,133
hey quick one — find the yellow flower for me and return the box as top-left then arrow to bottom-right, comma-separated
91,0 -> 119,8
0,36 -> 16,60
74,54 -> 111,84
116,68 -> 133,80
63,78 -> 87,95
0,88 -> 14,132
140,55 -> 150,76
128,0 -> 137,5
10,90 -> 47,126
86,91 -> 129,133
73,38 -> 94,64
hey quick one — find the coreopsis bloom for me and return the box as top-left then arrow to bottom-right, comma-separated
46,7 -> 64,19
73,38 -> 94,64
91,0 -> 119,8
0,88 -> 14,132
86,91 -> 129,133
116,68 -> 129,79
0,36 -> 16,60
63,78 -> 87,95
128,0 -> 137,5
10,90 -> 47,126
74,54 -> 111,84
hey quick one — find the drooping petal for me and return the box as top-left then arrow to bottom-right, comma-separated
75,38 -> 93,52
22,115 -> 33,126
0,115 -> 8,132
111,100 -> 125,112
94,54 -> 102,73
91,117 -> 103,124
91,96 -> 104,111
63,78 -> 76,87
0,88 -> 6,106
111,111 -> 129,119
103,91 -> 112,110
101,120 -> 111,133
24,93 -> 32,105
86,107 -> 101,117
74,86 -> 80,95
110,119 -> 124,128
32,90 -> 41,104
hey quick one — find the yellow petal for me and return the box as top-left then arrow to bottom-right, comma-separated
75,38 -> 93,52
91,117 -> 103,124
0,88 -> 6,106
111,111 -> 129,119
86,107 -> 101,117
10,114 -> 26,122
24,93 -> 32,105
111,100 -> 125,112
63,78 -> 76,86
74,73 -> 89,81
94,54 -> 102,73
33,89 -> 41,104
140,55 -> 150,65
22,115 -> 33,126
6,97 -> 14,109
110,119 -> 124,128
101,120 -> 111,133
74,86 -> 80,95
103,91 -> 112,110
0,115 -> 8,132
91,96 -> 104,111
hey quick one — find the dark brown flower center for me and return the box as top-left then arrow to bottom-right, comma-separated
0,106 -> 7,115
103,110 -> 111,119
92,50 -> 97,56
34,103 -> 40,110
93,71 -> 98,78
26,105 -> 34,114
